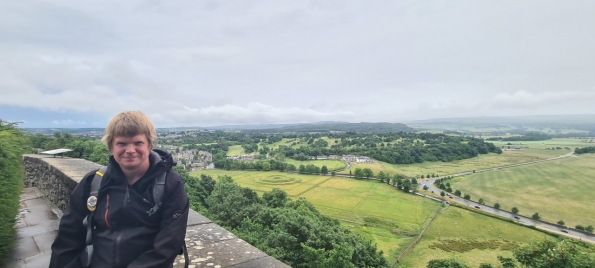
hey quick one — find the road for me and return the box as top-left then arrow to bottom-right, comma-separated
419,151 -> 595,243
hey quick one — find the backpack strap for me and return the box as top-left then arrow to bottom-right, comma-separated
146,170 -> 168,217
81,166 -> 107,266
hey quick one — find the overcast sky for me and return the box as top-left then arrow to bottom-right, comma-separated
1,1 -> 595,128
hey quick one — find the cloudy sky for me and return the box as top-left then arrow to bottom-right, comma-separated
1,1 -> 595,128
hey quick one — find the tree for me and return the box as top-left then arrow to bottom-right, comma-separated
513,239 -> 595,267
362,168 -> 373,179
497,256 -> 517,268
262,188 -> 288,208
494,203 -> 500,209
479,263 -> 495,268
463,194 -> 471,200
377,171 -> 387,183
354,168 -> 364,180
511,207 -> 519,215
262,161 -> 271,171
321,165 -> 328,175
454,190 -> 462,197
299,164 -> 306,174
402,179 -> 412,193
427,259 -> 470,268
557,220 -> 565,226
478,198 -> 485,205
331,171 -> 336,176
440,191 -> 446,197
411,178 -> 418,184
586,225 -> 594,233
532,212 -> 541,221
349,170 -> 352,177
423,185 -> 429,190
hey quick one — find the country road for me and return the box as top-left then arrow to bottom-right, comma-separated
419,151 -> 595,244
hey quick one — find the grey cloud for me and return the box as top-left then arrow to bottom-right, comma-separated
1,0 -> 595,127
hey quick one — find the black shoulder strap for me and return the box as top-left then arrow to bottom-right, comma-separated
146,170 -> 168,216
81,166 -> 106,267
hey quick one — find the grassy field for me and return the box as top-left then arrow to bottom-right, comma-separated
226,145 -> 245,156
190,169 -> 440,262
282,158 -> 346,171
398,206 -> 551,268
448,154 -> 595,228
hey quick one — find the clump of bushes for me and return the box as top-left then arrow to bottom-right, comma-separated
428,239 -> 519,253
0,120 -> 28,263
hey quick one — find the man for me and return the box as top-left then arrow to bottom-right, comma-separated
50,111 -> 189,268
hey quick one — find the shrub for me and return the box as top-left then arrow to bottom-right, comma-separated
0,120 -> 28,263
576,225 -> 585,231
494,203 -> 500,209
557,220 -> 565,226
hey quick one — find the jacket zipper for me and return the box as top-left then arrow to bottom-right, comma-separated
104,195 -> 112,229
115,184 -> 131,267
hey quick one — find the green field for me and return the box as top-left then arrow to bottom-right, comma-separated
282,158 -> 346,171
226,145 -> 245,156
449,154 -> 595,228
190,169 -> 440,262
398,206 -> 550,268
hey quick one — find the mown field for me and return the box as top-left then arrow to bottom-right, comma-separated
190,169 -> 440,263
398,206 -> 551,268
449,154 -> 595,228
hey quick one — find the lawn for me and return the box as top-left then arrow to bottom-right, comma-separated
397,206 -> 550,268
448,154 -> 595,228
190,169 -> 440,263
226,145 -> 245,156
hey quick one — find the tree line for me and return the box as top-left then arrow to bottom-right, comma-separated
575,146 -> 595,154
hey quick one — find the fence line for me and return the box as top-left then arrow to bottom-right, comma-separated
392,205 -> 444,267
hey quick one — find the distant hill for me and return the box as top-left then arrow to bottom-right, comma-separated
407,114 -> 595,136
241,122 -> 414,133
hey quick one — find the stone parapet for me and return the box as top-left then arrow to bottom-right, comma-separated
21,154 -> 290,268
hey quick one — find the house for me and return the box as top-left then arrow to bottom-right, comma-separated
343,155 -> 357,162
356,156 -> 373,163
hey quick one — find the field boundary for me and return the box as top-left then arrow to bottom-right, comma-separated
392,206 -> 443,267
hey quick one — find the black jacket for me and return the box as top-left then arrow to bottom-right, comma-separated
50,150 -> 189,268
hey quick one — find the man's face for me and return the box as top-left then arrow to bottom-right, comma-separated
110,134 -> 152,171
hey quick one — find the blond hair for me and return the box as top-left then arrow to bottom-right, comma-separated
102,111 -> 157,150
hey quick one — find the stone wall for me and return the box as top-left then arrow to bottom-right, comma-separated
21,154 -> 290,268
23,155 -> 102,211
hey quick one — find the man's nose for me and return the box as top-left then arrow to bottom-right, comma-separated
125,144 -> 136,153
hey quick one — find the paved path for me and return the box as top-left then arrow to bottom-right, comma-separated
8,188 -> 61,268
